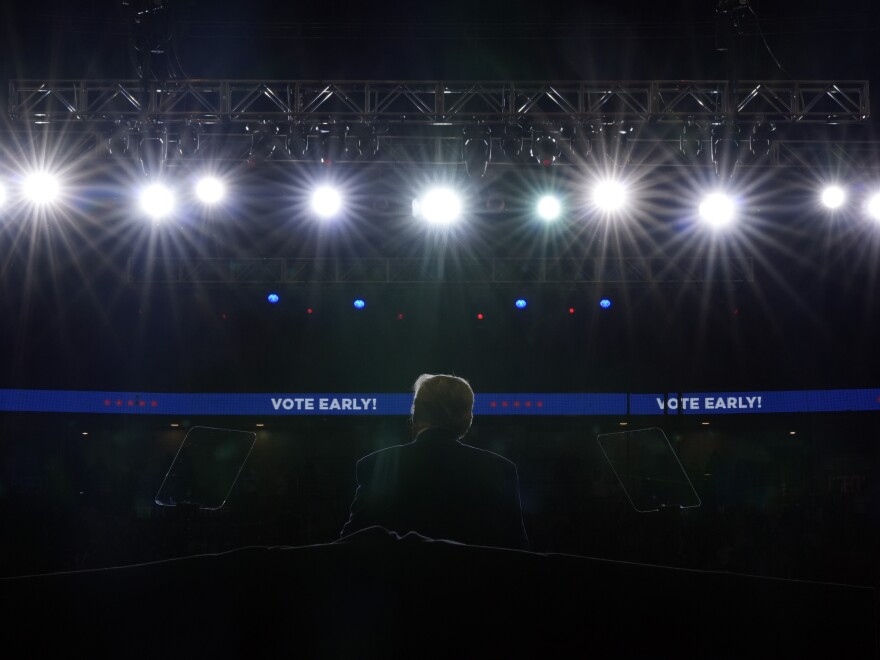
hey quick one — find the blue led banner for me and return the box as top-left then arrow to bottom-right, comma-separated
0,389 -> 877,416
0,390 -> 625,416
633,390 -> 880,415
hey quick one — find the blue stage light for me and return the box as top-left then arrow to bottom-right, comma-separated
599,298 -> 612,309
267,293 -> 280,304
515,299 -> 527,309
353,299 -> 366,309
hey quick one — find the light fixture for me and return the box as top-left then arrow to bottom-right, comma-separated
699,192 -> 736,227
536,195 -> 561,221
531,128 -> 559,167
866,192 -> 880,221
247,121 -> 279,165
138,123 -> 168,178
502,124 -> 524,161
592,179 -> 627,212
711,122 -> 741,181
821,185 -> 845,209
195,176 -> 225,204
348,123 -> 378,161
600,124 -> 633,163
286,124 -> 308,159
311,186 -> 343,218
177,121 -> 200,158
413,188 -> 462,225
749,122 -> 775,159
463,125 -> 491,179
140,183 -> 176,220
23,171 -> 61,206
318,124 -> 348,166
679,119 -> 704,161
107,123 -> 131,157
485,194 -> 506,213
571,124 -> 595,160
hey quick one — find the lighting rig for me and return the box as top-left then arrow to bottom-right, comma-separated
7,79 -> 871,174
2,79 -> 878,247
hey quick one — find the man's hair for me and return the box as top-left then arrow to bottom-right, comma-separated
411,374 -> 474,437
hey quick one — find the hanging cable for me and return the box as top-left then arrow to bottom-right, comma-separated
748,5 -> 792,80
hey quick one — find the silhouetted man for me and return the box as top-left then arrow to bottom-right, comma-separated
340,374 -> 529,550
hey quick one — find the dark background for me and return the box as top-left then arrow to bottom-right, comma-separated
1,0 -> 878,81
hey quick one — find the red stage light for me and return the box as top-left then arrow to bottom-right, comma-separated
477,313 -> 484,320
568,307 -> 575,314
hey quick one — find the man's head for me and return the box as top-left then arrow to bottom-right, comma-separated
411,374 -> 474,438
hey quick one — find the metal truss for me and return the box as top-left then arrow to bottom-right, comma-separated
127,257 -> 755,285
2,128 -> 873,168
10,79 -> 869,124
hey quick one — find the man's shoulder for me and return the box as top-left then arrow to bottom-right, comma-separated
457,441 -> 518,470
357,441 -> 415,467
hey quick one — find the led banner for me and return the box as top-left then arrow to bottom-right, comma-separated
0,388 -> 878,417
632,390 -> 880,415
0,390 -> 625,416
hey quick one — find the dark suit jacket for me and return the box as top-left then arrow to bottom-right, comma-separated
341,428 -> 529,550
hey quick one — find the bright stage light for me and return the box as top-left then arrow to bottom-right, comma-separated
699,192 -> 735,227
267,293 -> 280,304
515,298 -> 527,309
353,299 -> 366,310
592,179 -> 627,212
866,192 -> 880,221
821,185 -> 846,209
537,196 -> 561,221
414,188 -> 462,225
23,171 -> 61,206
140,184 -> 176,220
196,177 -> 225,204
311,186 -> 342,218
599,298 -> 612,309
0,182 -> 6,208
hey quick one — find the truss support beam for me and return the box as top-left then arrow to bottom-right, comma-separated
10,80 -> 870,124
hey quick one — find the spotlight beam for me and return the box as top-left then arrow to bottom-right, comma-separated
140,183 -> 176,220
196,177 -> 225,205
414,188 -> 462,225
699,192 -> 736,228
23,171 -> 61,206
311,186 -> 343,218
